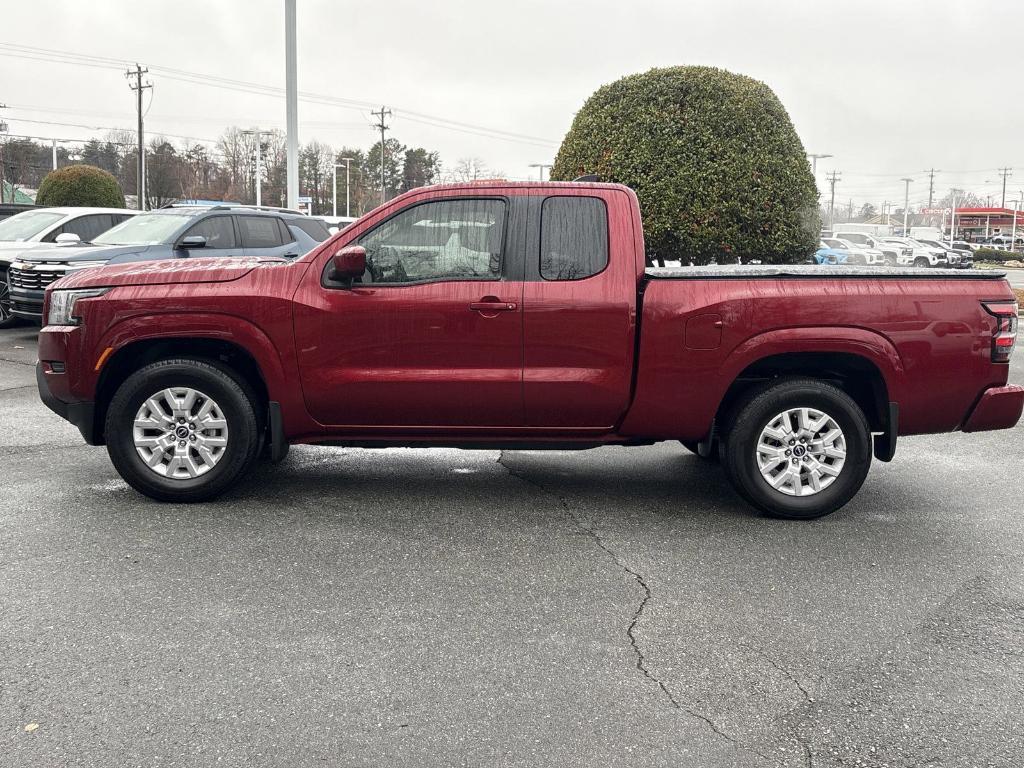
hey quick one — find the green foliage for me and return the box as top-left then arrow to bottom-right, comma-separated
35,164 -> 125,208
973,247 -> 1018,263
551,66 -> 819,265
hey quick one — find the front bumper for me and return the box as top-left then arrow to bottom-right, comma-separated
36,361 -> 100,445
10,286 -> 44,321
962,385 -> 1024,433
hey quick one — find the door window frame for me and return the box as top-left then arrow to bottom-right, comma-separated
321,196 -> 513,289
175,214 -> 239,250
532,194 -> 611,282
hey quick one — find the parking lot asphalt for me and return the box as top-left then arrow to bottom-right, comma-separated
1,324 -> 1023,768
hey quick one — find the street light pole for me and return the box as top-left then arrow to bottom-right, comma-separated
900,178 -> 913,236
284,0 -> 299,210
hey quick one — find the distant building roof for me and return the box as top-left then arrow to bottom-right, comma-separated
1,181 -> 34,204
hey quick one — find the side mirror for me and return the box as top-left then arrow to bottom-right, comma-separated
54,232 -> 81,245
179,235 -> 208,249
330,245 -> 366,286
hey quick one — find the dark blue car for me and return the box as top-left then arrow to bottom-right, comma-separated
8,205 -> 330,321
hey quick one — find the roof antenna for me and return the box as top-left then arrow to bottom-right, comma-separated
573,174 -> 599,183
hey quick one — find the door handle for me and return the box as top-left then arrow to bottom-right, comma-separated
469,301 -> 517,312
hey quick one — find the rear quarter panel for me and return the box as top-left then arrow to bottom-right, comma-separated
620,276 -> 1015,440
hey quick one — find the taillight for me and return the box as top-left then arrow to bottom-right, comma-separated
983,301 -> 1019,362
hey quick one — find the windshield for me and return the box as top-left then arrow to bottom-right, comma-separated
93,214 -> 192,245
0,210 -> 64,242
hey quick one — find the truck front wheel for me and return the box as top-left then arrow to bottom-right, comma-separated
105,358 -> 261,502
721,379 -> 872,519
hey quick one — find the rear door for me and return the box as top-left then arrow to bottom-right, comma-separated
522,191 -> 637,428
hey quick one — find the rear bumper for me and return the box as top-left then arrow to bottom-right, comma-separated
36,361 -> 100,445
962,385 -> 1024,433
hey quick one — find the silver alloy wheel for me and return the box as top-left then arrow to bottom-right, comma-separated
755,407 -> 846,497
132,387 -> 229,479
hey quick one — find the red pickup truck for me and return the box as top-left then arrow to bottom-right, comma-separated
35,181 -> 1022,519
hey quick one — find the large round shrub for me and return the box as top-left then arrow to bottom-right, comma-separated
35,164 -> 125,208
551,66 -> 819,265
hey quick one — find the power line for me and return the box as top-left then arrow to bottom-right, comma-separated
0,42 -> 557,147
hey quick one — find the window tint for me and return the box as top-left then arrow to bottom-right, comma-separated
182,215 -> 236,249
62,214 -> 113,242
289,217 -> 331,242
238,215 -> 286,249
540,196 -> 608,281
358,198 -> 505,284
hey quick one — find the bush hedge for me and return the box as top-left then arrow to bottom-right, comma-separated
973,247 -> 1018,263
35,164 -> 125,208
551,66 -> 819,266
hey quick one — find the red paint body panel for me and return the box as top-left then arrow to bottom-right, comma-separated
37,181 -> 1022,449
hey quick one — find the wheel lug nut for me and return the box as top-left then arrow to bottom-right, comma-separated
788,440 -> 795,446
178,440 -> 186,447
791,458 -> 799,465
785,449 -> 791,456
189,435 -> 197,442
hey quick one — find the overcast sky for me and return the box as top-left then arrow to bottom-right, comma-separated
2,0 -> 1023,208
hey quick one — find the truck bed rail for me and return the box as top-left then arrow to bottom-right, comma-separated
645,265 -> 1006,280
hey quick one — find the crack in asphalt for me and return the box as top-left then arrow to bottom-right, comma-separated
0,384 -> 35,393
496,451 -> 775,763
0,355 -> 35,367
755,651 -> 816,768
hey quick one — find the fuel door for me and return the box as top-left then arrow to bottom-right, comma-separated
685,313 -> 724,350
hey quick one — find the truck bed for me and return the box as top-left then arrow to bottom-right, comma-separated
645,265 -> 1006,280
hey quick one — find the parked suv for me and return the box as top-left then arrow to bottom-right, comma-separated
0,207 -> 136,327
821,237 -> 885,265
915,238 -> 973,269
832,231 -> 909,266
880,237 -> 948,268
8,206 -> 330,321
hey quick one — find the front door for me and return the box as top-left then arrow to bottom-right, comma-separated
294,196 -> 524,428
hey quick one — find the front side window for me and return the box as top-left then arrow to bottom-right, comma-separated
183,216 -> 236,249
237,216 -> 285,249
60,214 -> 114,242
358,198 -> 505,284
540,196 -> 608,281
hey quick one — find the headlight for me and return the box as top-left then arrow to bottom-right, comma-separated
45,288 -> 110,327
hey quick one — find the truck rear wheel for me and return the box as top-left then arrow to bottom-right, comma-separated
721,379 -> 871,519
105,358 -> 261,502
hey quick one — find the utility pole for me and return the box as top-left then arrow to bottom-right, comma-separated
125,64 -> 152,210
284,0 -> 298,210
900,178 -> 913,235
997,167 -> 1012,209
923,168 -> 938,209
371,106 -> 392,206
0,103 -> 7,203
528,163 -> 551,181
826,170 -> 841,231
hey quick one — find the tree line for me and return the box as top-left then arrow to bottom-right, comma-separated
0,128 -> 501,214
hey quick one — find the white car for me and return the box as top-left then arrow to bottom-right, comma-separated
0,207 -> 138,327
822,237 -> 886,266
833,231 -> 910,266
881,236 -> 948,268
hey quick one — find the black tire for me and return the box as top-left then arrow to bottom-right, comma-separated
720,378 -> 872,520
680,440 -> 719,462
105,358 -> 261,502
913,257 -> 930,268
0,267 -> 20,329
883,255 -> 896,267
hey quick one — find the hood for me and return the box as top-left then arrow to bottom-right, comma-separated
18,243 -> 150,263
53,256 -> 287,290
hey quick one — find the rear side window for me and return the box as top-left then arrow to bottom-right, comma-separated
289,217 -> 331,242
540,196 -> 608,281
182,215 -> 236,249
238,216 -> 286,248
